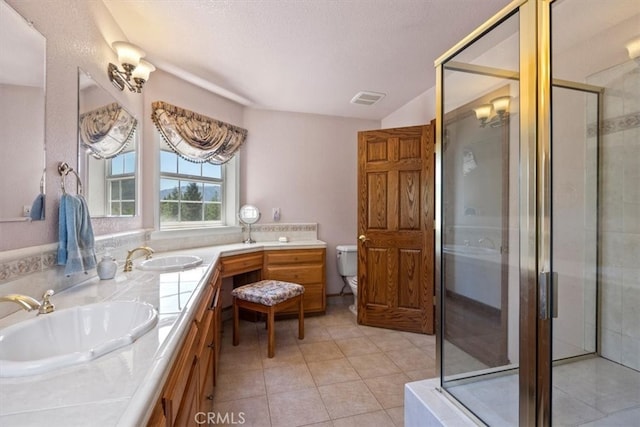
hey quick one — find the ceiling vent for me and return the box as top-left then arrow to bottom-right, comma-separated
350,91 -> 386,106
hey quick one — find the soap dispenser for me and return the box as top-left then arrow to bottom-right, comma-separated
97,248 -> 118,280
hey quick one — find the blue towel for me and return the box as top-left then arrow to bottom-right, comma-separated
57,194 -> 97,276
30,193 -> 45,221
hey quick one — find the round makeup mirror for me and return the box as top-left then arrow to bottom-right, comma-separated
238,204 -> 260,243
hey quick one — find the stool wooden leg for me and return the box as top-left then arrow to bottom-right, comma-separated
233,299 -> 239,347
298,295 -> 304,340
267,306 -> 275,358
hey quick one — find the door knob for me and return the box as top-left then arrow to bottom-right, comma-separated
358,235 -> 368,243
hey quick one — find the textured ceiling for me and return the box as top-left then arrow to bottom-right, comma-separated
102,0 -> 513,120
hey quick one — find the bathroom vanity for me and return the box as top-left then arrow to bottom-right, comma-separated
0,240 -> 326,426
219,248 -> 327,315
263,248 -> 326,315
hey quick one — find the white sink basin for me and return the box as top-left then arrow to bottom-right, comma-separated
138,255 -> 203,272
0,301 -> 157,377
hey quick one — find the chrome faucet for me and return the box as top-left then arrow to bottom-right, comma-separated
0,289 -> 55,315
124,246 -> 155,272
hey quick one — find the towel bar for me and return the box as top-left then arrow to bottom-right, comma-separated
58,162 -> 83,195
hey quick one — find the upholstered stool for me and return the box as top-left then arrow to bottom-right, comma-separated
231,280 -> 305,358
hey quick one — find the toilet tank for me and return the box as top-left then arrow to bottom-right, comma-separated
336,245 -> 358,277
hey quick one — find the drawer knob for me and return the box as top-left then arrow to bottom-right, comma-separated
208,343 -> 215,349
207,394 -> 214,401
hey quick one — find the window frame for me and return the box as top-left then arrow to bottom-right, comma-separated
105,150 -> 136,217
154,133 -> 240,233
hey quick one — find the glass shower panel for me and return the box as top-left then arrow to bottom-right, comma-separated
441,10 -> 520,425
550,0 -> 640,425
551,86 -> 598,362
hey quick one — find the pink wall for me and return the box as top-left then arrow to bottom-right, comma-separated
381,87 -> 435,128
242,109 -> 378,294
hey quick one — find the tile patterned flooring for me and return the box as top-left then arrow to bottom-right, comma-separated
213,299 -> 437,426
445,357 -> 640,426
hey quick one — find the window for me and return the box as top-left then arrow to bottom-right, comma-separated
107,151 -> 135,216
159,146 -> 224,228
151,102 -> 244,232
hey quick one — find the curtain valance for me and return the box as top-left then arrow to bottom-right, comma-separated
151,101 -> 247,164
79,102 -> 137,160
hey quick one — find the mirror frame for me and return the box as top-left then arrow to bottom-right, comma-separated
238,204 -> 261,225
238,204 -> 260,244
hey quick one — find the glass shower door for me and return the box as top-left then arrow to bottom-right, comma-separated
438,9 -> 521,426
548,0 -> 640,425
437,0 -> 640,424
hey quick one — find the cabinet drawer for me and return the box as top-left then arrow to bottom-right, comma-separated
196,303 -> 215,359
146,399 -> 166,427
194,284 -> 214,326
199,349 -> 215,411
163,324 -> 198,426
265,264 -> 323,284
280,283 -> 325,314
265,249 -> 324,265
220,253 -> 263,277
174,359 -> 199,427
208,266 -> 221,289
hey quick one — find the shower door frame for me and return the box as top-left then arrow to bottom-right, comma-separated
434,0 -> 580,424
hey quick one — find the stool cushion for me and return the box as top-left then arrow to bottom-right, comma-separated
232,280 -> 305,306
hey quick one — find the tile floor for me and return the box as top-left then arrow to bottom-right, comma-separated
445,357 -> 640,426
212,298 -> 437,426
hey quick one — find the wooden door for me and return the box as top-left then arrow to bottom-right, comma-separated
357,123 -> 434,334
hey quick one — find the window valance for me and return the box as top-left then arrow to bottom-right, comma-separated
151,101 -> 247,164
79,102 -> 137,160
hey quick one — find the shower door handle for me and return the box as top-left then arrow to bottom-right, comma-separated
538,271 -> 558,320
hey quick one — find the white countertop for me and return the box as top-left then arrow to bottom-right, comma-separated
0,240 -> 325,426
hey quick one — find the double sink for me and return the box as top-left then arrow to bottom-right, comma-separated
0,254 -> 203,378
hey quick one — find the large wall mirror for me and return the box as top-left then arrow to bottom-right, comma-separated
0,0 -> 46,222
78,68 -> 138,217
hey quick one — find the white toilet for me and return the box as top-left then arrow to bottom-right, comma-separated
336,245 -> 358,315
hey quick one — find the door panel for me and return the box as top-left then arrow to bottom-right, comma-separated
357,124 -> 434,334
367,173 -> 388,228
398,249 -> 421,309
399,171 -> 420,229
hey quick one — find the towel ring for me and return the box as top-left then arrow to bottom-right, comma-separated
58,162 -> 83,195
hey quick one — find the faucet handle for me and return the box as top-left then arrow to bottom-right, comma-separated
39,289 -> 55,314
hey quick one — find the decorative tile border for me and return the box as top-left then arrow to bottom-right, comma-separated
0,224 -> 318,285
587,112 -> 640,137
0,230 -> 149,285
247,223 -> 317,233
0,254 -> 48,283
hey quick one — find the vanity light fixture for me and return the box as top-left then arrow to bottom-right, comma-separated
473,96 -> 511,128
107,41 -> 155,93
626,37 -> 640,65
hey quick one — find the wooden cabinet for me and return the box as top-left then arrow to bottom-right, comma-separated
150,266 -> 222,427
147,246 -> 325,425
147,399 -> 167,427
264,248 -> 326,315
219,252 -> 263,277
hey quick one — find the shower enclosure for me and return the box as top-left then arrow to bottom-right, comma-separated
435,0 -> 640,425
